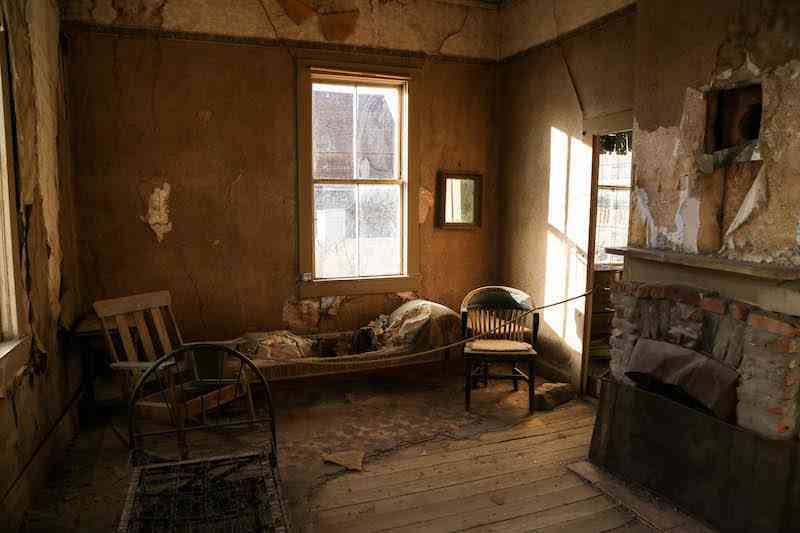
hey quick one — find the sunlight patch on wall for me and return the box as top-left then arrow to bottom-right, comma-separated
543,129 -> 591,354
548,127 -> 568,232
544,229 -> 567,335
567,136 -> 592,252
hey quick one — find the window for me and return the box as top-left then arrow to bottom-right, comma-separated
594,131 -> 632,265
298,60 -> 420,297
0,24 -> 21,341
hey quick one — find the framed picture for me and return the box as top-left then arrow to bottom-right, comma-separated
436,171 -> 482,229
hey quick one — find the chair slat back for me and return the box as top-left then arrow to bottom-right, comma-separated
94,291 -> 183,364
461,286 -> 539,345
467,308 -> 529,341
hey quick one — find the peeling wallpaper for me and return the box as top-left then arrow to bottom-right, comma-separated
1,0 -> 82,529
632,0 -> 800,266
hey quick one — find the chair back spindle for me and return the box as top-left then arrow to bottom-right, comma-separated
94,291 -> 183,365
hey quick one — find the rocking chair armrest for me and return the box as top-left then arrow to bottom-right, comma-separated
181,338 -> 245,348
110,361 -> 157,370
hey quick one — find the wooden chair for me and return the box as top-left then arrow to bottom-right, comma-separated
93,290 -> 239,400
461,286 -> 540,413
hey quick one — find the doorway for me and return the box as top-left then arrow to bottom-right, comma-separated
581,130 -> 632,397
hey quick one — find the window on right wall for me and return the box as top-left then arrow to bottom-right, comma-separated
0,23 -> 22,342
594,131 -> 632,266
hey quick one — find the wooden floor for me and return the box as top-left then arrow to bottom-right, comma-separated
311,401 -> 651,532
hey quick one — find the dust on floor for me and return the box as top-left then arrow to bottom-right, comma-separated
20,366 -> 552,532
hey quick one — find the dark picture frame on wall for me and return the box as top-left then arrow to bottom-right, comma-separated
436,171 -> 482,229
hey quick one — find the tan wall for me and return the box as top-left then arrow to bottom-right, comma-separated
0,0 -> 83,529
66,29 -> 499,340
499,0 -> 634,59
498,11 -> 634,385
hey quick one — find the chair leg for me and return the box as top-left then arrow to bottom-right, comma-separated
512,362 -> 519,391
528,359 -> 536,414
464,358 -> 472,411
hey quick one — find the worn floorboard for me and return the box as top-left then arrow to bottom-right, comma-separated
311,402 -> 655,532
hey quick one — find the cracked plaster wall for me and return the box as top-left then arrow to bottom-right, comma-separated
61,0 -> 500,59
0,0 -> 83,529
632,0 -> 800,267
67,29 -> 499,340
499,0 -> 634,59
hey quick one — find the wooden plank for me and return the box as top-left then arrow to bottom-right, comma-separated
605,246 -> 800,281
607,522 -> 656,533
589,377 -> 616,465
315,444 -> 590,509
327,473 -> 585,533
378,409 -> 594,465
470,495 -> 618,533
318,463 -> 567,526
94,290 -> 171,317
531,506 -> 636,533
149,306 -> 174,353
388,485 -> 605,533
323,432 -> 591,494
567,461 -> 689,531
353,423 -> 594,478
133,310 -> 157,361
749,437 -> 793,532
115,314 -> 139,363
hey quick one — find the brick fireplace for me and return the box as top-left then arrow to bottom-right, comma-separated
610,280 -> 800,440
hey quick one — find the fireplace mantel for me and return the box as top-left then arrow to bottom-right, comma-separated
606,247 -> 800,282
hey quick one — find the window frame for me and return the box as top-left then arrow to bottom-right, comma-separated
297,55 -> 421,298
0,22 -> 31,398
0,24 -> 23,340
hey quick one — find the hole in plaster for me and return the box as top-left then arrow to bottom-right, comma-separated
705,84 -> 763,154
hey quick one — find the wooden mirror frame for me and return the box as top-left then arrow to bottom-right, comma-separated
436,171 -> 482,229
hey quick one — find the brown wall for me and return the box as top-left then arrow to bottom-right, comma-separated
66,29 -> 499,340
0,0 -> 83,529
498,11 -> 635,384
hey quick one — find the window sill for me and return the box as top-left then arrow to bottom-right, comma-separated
0,336 -> 32,399
299,274 -> 421,299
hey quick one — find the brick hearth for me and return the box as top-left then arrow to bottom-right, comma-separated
610,281 -> 800,440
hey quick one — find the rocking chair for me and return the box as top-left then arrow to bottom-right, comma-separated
93,290 -> 240,401
462,286 -> 540,413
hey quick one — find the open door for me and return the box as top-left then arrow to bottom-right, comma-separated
580,131 -> 633,397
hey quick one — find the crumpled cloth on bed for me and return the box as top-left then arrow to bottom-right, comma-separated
239,300 -> 460,362
240,330 -> 314,361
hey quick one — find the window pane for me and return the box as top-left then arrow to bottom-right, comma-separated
594,188 -> 630,264
356,86 -> 399,179
313,83 -> 354,179
598,149 -> 632,187
358,185 -> 401,276
315,184 -> 357,278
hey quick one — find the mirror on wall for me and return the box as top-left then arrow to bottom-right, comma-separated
436,171 -> 482,228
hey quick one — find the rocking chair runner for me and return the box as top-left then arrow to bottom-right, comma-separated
462,286 -> 540,413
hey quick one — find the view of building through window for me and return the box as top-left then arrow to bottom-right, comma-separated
594,132 -> 632,265
312,81 -> 403,279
